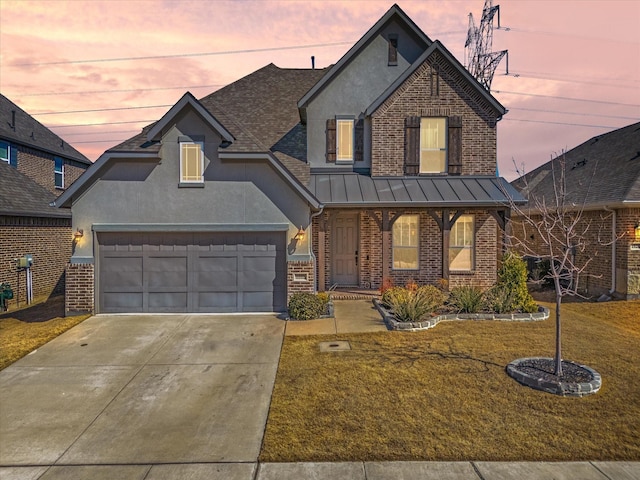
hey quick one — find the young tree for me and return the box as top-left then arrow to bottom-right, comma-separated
505,152 -> 609,376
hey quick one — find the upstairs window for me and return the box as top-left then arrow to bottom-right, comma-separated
420,117 -> 447,173
392,214 -> 419,270
336,118 -> 354,163
180,141 -> 204,183
449,214 -> 474,271
54,157 -> 64,189
0,142 -> 9,164
388,34 -> 398,66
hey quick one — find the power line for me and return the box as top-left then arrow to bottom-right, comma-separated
49,119 -> 156,128
493,90 -> 640,108
509,107 -> 638,121
32,104 -> 173,116
503,118 -> 619,129
502,71 -> 639,90
18,84 -> 224,98
12,42 -> 354,67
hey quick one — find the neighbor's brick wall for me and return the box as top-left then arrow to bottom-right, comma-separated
510,210 -> 617,296
287,261 -> 315,298
16,146 -> 87,195
65,263 -> 94,315
0,216 -> 72,309
371,51 -> 499,177
312,209 -> 499,291
617,208 -> 640,297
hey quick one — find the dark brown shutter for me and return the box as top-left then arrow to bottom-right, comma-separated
404,116 -> 420,175
448,116 -> 462,175
354,118 -> 364,162
326,118 -> 336,162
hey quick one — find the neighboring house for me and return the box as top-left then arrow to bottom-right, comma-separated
56,4 -> 523,315
0,94 -> 91,307
511,121 -> 640,300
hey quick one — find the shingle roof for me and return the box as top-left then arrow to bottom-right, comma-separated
512,122 -> 640,208
0,161 -> 70,217
0,94 -> 90,165
310,173 -> 524,207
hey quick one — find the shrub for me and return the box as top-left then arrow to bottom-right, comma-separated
485,284 -> 516,314
379,277 -> 394,295
381,286 -> 411,309
497,252 -> 538,313
288,293 -> 326,320
385,285 -> 447,322
448,285 -> 485,313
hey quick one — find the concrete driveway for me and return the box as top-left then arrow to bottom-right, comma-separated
0,313 -> 285,478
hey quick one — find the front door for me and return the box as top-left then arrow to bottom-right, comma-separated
332,213 -> 359,285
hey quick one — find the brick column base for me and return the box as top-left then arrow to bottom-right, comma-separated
287,261 -> 315,299
65,263 -> 94,316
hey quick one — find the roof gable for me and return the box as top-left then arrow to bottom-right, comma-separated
297,4 -> 432,117
365,40 -> 506,117
0,94 -> 90,165
147,92 -> 234,144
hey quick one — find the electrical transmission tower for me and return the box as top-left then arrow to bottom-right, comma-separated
465,0 -> 508,91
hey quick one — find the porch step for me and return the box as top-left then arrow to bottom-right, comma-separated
328,288 -> 380,300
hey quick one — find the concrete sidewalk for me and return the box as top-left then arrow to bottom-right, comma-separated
4,461 -> 639,479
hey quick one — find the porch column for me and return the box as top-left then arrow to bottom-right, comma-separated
318,213 -> 327,291
428,209 -> 462,281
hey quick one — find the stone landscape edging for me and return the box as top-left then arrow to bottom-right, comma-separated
373,299 -> 550,331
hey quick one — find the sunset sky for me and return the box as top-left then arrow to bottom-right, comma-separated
1,0 -> 638,180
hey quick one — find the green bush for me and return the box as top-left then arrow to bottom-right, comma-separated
448,285 -> 485,313
385,285 -> 447,322
288,293 -> 327,320
497,252 -> 538,313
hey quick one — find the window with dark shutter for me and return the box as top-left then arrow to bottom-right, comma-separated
447,116 -> 462,175
326,118 -> 336,162
404,116 -> 420,175
354,118 -> 364,162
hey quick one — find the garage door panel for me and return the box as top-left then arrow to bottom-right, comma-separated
147,256 -> 188,288
102,256 -> 143,288
148,292 -> 188,310
197,292 -> 238,309
102,292 -> 143,310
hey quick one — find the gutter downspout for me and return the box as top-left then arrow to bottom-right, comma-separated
309,206 -> 325,293
604,206 -> 616,295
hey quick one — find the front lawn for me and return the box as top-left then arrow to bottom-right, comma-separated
0,296 -> 90,370
261,300 -> 640,462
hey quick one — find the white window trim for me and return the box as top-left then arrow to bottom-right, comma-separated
336,117 -> 355,164
449,214 -> 475,272
392,214 -> 420,271
54,157 -> 64,189
419,117 -> 447,174
180,141 -> 204,183
0,141 -> 9,164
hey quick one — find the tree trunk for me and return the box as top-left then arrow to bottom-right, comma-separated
554,285 -> 563,377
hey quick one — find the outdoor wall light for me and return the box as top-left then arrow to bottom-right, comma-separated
74,229 -> 84,240
635,222 -> 640,241
294,227 -> 305,241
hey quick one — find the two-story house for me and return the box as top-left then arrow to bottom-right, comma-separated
1,94 -> 91,307
56,4 -> 523,315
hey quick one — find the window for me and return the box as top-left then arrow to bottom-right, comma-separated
420,117 -> 447,173
393,214 -> 419,270
180,141 -> 204,183
0,141 -> 9,164
54,157 -> 64,189
336,118 -> 354,163
388,34 -> 398,66
449,215 -> 474,271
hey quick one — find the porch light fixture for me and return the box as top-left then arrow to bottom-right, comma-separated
635,222 -> 640,241
294,227 -> 305,241
74,229 -> 84,240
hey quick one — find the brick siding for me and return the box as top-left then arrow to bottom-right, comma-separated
0,216 -> 72,308
287,260 -> 315,298
370,52 -> 499,177
65,263 -> 94,315
16,146 -> 87,195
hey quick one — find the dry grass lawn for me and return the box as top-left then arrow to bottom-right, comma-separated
261,300 -> 640,462
0,296 -> 90,370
